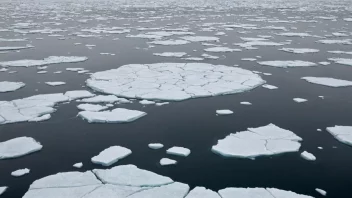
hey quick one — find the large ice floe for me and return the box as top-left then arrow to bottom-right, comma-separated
86,63 -> 265,101
0,81 -> 25,92
326,126 -> 352,146
212,124 -> 302,158
257,60 -> 317,68
22,164 -> 313,198
0,56 -> 88,67
301,77 -> 352,87
0,91 -> 94,124
78,108 -> 147,123
0,137 -> 42,159
328,58 -> 352,66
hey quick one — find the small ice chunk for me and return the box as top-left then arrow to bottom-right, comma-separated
0,187 -> 7,195
300,151 -> 316,161
241,58 -> 256,61
257,60 -> 317,68
65,90 -> 95,100
45,82 -> 66,86
317,129 -> 322,131
240,102 -> 252,105
326,126 -> 352,146
148,143 -> 164,149
73,162 -> 83,168
315,188 -> 327,196
186,187 -> 221,198
0,56 -> 88,67
0,81 -> 25,92
0,137 -> 42,159
149,39 -> 190,45
91,146 -> 132,166
279,48 -> 319,54
302,77 -> 352,87
167,147 -> 191,157
319,62 -> 330,65
328,58 -> 352,66
139,100 -> 156,105
181,36 -> 219,42
11,168 -> 30,177
77,104 -> 108,112
160,158 -> 177,166
28,114 -> 51,122
153,52 -> 187,57
66,68 -> 84,72
156,102 -> 169,106
216,109 -> 233,115
262,84 -> 278,89
37,71 -> 47,74
78,108 -> 146,123
293,98 -> 307,103
204,47 -> 241,52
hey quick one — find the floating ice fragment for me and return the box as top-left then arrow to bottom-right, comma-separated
156,102 -> 169,106
0,56 -> 87,67
258,60 -> 317,68
302,77 -> 352,87
11,168 -> 30,177
77,104 -> 108,112
65,90 -> 95,100
300,151 -> 316,161
328,58 -> 352,66
240,102 -> 252,105
28,114 -> 51,122
315,188 -> 327,196
78,108 -> 146,123
262,84 -> 278,89
45,82 -> 66,86
167,147 -> 191,157
128,182 -> 189,198
80,95 -> 127,103
216,110 -> 233,115
0,137 -> 42,159
0,81 -> 25,92
160,158 -> 177,166
153,52 -> 187,57
186,187 -> 221,198
149,40 -> 190,45
73,163 -> 83,168
0,45 -> 33,51
293,98 -> 307,103
139,100 -> 156,105
204,47 -> 241,52
326,126 -> 352,146
181,36 -> 219,42
148,143 -> 164,149
91,146 -> 132,166
279,48 -> 319,54
0,187 -> 7,195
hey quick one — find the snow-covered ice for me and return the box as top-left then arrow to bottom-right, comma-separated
77,104 -> 108,112
86,63 -> 265,101
219,187 -> 313,198
11,168 -> 30,177
153,52 -> 187,57
328,58 -> 352,66
186,187 -> 221,198
326,126 -> 352,146
91,146 -> 132,166
139,100 -> 156,105
73,163 -> 83,168
257,60 -> 317,68
0,137 -> 42,159
78,108 -> 146,123
302,77 -> 352,87
148,143 -> 164,149
279,48 -> 319,54
128,182 -> 189,198
212,124 -> 302,158
240,102 -> 252,105
45,81 -> 66,86
0,56 -> 88,67
300,151 -> 316,161
216,109 -> 234,115
160,158 -> 177,166
293,98 -> 308,103
0,81 -> 25,92
166,147 -> 191,157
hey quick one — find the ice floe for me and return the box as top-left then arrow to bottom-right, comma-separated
139,100 -> 156,105
149,39 -> 190,45
181,36 -> 219,42
317,39 -> 352,45
257,60 -> 317,68
148,143 -> 164,149
160,158 -> 177,166
279,48 -> 319,54
204,47 -> 241,52
328,58 -> 352,66
91,146 -> 132,166
301,151 -> 316,161
167,147 -> 191,157
80,95 -> 129,103
293,98 -> 308,103
212,123 -> 302,158
302,77 -> 352,87
326,126 -> 352,146
316,188 -> 327,196
77,104 -> 108,112
0,45 -> 33,51
11,168 -> 30,177
0,56 -> 88,67
216,109 -> 234,115
240,102 -> 252,105
28,114 -> 51,122
0,81 -> 25,92
65,90 -> 95,100
45,81 -> 66,86
153,52 -> 187,57
78,108 -> 146,123
86,63 -> 265,101
219,187 -> 313,198
0,187 -> 7,195
185,187 -> 221,198
73,163 -> 83,168
128,182 -> 189,198
262,84 -> 278,89
0,137 -> 42,159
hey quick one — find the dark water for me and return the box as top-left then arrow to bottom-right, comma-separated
1,1 -> 352,198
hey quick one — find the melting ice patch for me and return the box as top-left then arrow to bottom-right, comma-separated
301,77 -> 352,87
257,60 -> 317,68
0,137 -> 42,159
326,126 -> 352,146
0,56 -> 88,67
78,108 -> 147,123
86,63 -> 265,101
0,81 -> 25,92
212,124 -> 302,158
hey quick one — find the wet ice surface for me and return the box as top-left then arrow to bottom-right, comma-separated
1,0 -> 352,197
